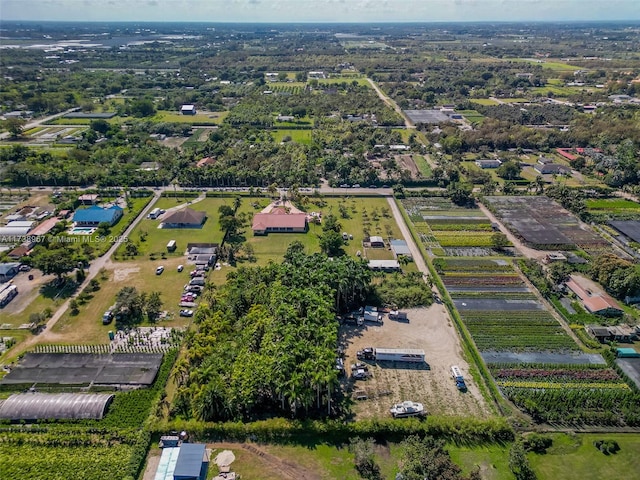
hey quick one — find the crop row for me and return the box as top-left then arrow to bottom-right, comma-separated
434,233 -> 494,247
464,319 -> 561,327
461,310 -> 554,321
500,387 -> 640,426
0,443 -> 134,480
496,381 -> 630,390
426,223 -> 493,231
449,292 -> 536,299
442,274 -> 524,286
491,366 -> 622,382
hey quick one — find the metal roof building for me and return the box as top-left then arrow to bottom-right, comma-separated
0,393 -> 114,420
154,447 -> 181,480
389,239 -> 412,259
173,443 -> 208,480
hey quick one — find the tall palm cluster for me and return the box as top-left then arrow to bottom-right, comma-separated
172,243 -> 371,421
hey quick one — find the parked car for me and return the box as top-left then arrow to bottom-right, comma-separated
179,309 -> 194,317
352,368 -> 371,380
177,265 -> 184,272
155,266 -> 164,275
357,347 -> 375,360
19,265 -> 31,272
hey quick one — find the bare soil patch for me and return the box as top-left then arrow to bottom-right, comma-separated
113,266 -> 140,282
342,306 -> 490,419
397,154 -> 420,179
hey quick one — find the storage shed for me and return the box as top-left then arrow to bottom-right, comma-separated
0,393 -> 114,420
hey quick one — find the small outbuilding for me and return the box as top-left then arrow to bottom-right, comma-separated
368,260 -> 401,272
181,104 -> 197,115
390,239 -> 412,259
369,236 -> 385,248
0,263 -> 20,281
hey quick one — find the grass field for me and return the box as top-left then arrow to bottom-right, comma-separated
271,129 -> 313,145
150,110 -> 228,124
317,77 -> 371,87
448,444 -> 514,480
470,98 -> 500,106
412,154 -> 432,177
586,198 -> 640,210
515,58 -> 585,72
528,433 -> 640,480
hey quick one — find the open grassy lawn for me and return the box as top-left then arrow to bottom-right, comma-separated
499,98 -> 528,103
150,110 -> 228,124
515,58 -> 585,72
529,433 -> 640,480
413,154 -> 432,177
242,196 -> 401,264
271,129 -> 313,145
448,443 -> 514,480
50,258 -> 195,343
263,441 -> 399,480
318,77 -> 371,87
470,98 -> 500,106
116,196 -> 229,259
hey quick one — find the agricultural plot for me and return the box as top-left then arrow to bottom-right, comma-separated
484,196 -> 607,251
489,363 -> 640,426
401,197 -> 498,256
437,258 -> 578,353
587,198 -> 640,222
436,258 -> 640,426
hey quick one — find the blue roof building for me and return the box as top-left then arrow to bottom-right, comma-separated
73,205 -> 123,227
173,443 -> 208,480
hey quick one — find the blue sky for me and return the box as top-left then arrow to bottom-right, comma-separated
2,0 -> 640,23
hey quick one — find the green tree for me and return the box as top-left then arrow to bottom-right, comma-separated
349,438 -> 382,480
497,160 -> 522,180
115,286 -> 145,325
3,117 -> 26,138
146,291 -> 163,322
32,246 -> 77,281
319,229 -> 345,256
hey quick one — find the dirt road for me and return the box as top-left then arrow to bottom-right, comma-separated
353,197 -> 491,416
10,190 -> 163,351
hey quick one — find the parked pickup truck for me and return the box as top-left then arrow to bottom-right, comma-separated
388,310 -> 408,322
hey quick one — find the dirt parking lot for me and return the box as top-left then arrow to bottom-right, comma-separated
341,305 -> 490,419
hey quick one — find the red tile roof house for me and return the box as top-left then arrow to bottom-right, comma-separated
565,275 -> 624,317
196,156 -> 216,168
252,207 -> 308,235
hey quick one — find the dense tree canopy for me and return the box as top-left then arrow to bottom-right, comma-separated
172,247 -> 371,421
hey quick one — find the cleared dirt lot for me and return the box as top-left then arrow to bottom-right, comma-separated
341,305 -> 490,419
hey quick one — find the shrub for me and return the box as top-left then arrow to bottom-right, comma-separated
524,433 -> 552,453
593,439 -> 620,455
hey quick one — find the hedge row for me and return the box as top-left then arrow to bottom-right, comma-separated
157,416 -> 514,446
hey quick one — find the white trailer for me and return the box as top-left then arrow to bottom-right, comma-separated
374,348 -> 425,363
148,208 -> 161,219
362,306 -> 383,323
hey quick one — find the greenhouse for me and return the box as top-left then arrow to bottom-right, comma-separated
0,393 -> 115,420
